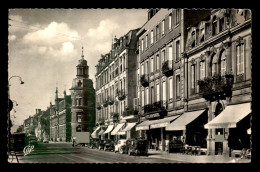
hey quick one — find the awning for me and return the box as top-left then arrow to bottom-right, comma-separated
204,103 -> 251,129
111,123 -> 125,135
98,129 -> 105,135
103,125 -> 114,134
121,122 -> 137,132
166,109 -> 206,131
150,115 -> 180,129
91,126 -> 100,138
135,120 -> 157,131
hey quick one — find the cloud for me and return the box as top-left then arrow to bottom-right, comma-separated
23,22 -> 80,46
17,22 -> 80,62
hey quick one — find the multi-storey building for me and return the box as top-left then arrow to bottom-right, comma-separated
50,88 -> 72,142
167,9 -> 251,156
70,47 -> 96,138
24,109 -> 41,136
93,28 -> 140,141
135,9 -> 211,151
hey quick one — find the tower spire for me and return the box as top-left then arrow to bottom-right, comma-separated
81,45 -> 84,59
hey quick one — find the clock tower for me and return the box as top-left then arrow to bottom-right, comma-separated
70,46 -> 96,138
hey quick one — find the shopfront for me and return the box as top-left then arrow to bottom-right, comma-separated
204,103 -> 251,156
103,124 -> 114,140
166,109 -> 207,149
111,123 -> 126,141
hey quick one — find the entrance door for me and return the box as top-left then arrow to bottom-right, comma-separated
214,103 -> 224,155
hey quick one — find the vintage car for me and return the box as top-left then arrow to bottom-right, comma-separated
89,138 -> 100,149
98,139 -> 114,151
125,139 -> 148,156
114,139 -> 127,154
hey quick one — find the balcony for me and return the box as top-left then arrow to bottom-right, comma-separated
140,74 -> 149,87
110,112 -> 119,123
197,73 -> 234,101
143,100 -> 167,115
103,100 -> 109,108
122,108 -> 138,117
96,103 -> 102,110
108,96 -> 114,105
162,60 -> 173,77
116,89 -> 126,101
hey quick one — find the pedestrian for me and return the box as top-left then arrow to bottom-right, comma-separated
72,137 -> 76,147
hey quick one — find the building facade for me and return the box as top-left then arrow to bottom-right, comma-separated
70,47 -> 96,138
181,9 -> 251,155
50,89 -> 72,142
135,9 -> 211,151
93,28 -> 140,141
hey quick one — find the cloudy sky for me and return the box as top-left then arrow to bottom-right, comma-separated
8,9 -> 147,130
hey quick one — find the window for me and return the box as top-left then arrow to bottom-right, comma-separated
169,78 -> 173,99
156,25 -> 159,41
162,81 -> 166,101
141,39 -> 144,52
151,86 -> 154,103
141,64 -> 144,75
156,84 -> 160,101
151,30 -> 154,44
77,113 -> 82,123
176,75 -> 180,98
145,88 -> 149,105
212,17 -> 217,36
191,65 -> 196,89
145,35 -> 148,48
220,50 -> 226,76
142,90 -> 144,107
168,46 -> 173,61
169,14 -> 172,30
176,9 -> 180,25
162,50 -> 165,63
145,61 -> 149,74
162,20 -> 165,36
156,54 -> 160,71
176,40 -> 180,61
236,44 -> 245,75
219,18 -> 225,32
151,58 -> 154,73
212,55 -> 218,76
199,61 -> 205,79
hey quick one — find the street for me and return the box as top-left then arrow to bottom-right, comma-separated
17,143 -> 183,163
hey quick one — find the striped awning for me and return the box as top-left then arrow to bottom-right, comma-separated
91,126 -> 100,138
111,123 -> 125,135
150,115 -> 180,129
103,125 -> 114,134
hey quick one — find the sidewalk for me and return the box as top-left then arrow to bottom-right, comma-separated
148,150 -> 251,163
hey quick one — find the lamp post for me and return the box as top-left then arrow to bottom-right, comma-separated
8,76 -> 24,153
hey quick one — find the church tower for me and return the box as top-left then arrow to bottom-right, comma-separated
70,46 -> 96,138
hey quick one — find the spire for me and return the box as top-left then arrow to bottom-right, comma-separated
55,83 -> 58,99
81,45 -> 84,59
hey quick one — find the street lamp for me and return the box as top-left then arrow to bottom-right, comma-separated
8,75 -> 24,153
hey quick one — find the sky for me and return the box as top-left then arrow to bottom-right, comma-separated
8,9 -> 148,131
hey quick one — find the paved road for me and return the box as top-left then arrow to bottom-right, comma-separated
17,143 -> 182,163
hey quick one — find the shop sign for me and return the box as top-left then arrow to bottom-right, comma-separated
150,122 -> 169,129
145,113 -> 160,119
136,126 -> 149,130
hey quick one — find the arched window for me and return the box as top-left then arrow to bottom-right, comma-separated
211,54 -> 218,76
220,50 -> 227,76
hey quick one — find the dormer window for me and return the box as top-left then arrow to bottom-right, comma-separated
219,18 -> 225,32
212,16 -> 217,36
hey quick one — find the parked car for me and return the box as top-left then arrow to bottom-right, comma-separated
114,139 -> 127,154
126,139 -> 148,156
89,138 -> 100,149
103,139 -> 115,151
98,140 -> 105,150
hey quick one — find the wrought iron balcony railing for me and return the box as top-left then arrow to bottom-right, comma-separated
162,60 -> 173,77
140,74 -> 149,87
197,73 -> 234,101
143,100 -> 167,114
